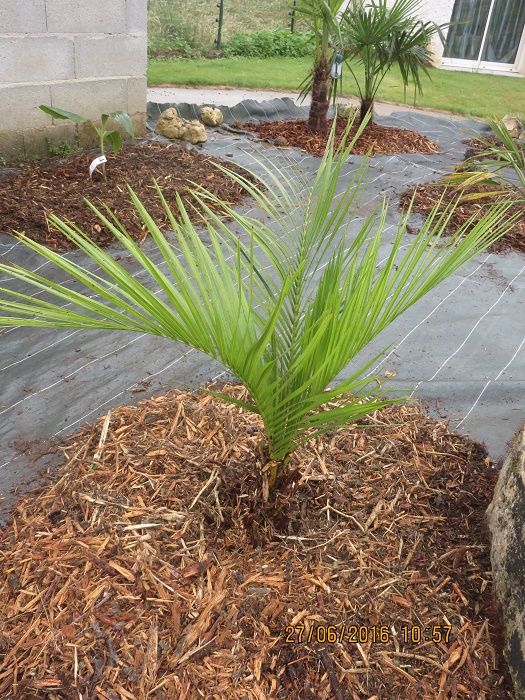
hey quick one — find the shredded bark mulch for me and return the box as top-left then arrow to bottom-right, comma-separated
0,384 -> 510,699
242,118 -> 440,157
400,183 -> 525,255
0,142 -> 254,251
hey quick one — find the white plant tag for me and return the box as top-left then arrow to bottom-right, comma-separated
89,155 -> 107,179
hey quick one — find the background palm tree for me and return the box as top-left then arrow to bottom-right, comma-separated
342,0 -> 446,125
297,0 -> 446,133
296,0 -> 346,133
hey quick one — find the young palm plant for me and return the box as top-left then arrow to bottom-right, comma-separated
341,0 -> 445,124
295,0 -> 346,133
0,119 -> 516,493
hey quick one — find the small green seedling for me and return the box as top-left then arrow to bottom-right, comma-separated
38,105 -> 134,180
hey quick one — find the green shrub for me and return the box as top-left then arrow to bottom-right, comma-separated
224,29 -> 313,58
45,138 -> 80,157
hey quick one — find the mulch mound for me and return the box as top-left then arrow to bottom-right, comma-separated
0,384 -> 511,699
400,183 -> 525,255
242,119 -> 440,157
0,142 -> 253,251
462,136 -> 503,161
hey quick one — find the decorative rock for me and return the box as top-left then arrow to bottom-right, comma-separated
155,108 -> 207,144
200,106 -> 223,126
502,114 -> 525,139
338,104 -> 359,120
487,426 -> 525,700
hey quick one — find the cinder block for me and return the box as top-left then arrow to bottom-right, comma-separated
50,78 -> 128,121
126,76 -> 147,115
77,121 -> 101,150
0,130 -> 25,163
0,84 -> 52,132
23,128 -> 54,159
45,0 -> 127,34
0,0 -> 47,32
130,112 -> 147,139
126,0 -> 148,35
0,36 -> 75,84
41,122 -> 79,152
74,35 -> 147,79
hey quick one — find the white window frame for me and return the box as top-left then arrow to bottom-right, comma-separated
441,0 -> 525,75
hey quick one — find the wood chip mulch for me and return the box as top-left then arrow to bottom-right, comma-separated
0,384 -> 511,700
0,142 -> 254,251
242,119 -> 440,157
400,183 -> 525,255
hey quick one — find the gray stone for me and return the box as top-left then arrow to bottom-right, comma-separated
502,115 -> 524,140
200,106 -> 223,126
155,108 -> 207,144
487,426 -> 525,700
338,104 -> 358,120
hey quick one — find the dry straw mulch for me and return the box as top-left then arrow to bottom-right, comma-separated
0,385 -> 510,700
241,119 -> 440,157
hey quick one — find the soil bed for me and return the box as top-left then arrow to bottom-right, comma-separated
0,142 -> 254,251
242,118 -> 440,157
400,183 -> 525,255
0,384 -> 510,699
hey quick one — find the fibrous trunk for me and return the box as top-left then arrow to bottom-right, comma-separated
308,57 -> 331,133
360,98 -> 374,126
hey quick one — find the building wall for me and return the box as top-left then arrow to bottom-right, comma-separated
384,0 -> 454,63
0,0 -> 147,162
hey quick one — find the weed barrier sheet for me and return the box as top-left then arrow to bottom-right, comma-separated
1,98 -> 523,521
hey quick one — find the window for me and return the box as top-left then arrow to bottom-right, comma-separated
444,0 -> 525,66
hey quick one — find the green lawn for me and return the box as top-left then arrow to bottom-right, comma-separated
148,56 -> 525,119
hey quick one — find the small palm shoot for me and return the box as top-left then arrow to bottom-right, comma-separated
0,118 -> 516,494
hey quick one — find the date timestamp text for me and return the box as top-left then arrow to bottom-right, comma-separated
284,625 -> 452,644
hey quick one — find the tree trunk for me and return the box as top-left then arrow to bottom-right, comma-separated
360,98 -> 374,126
308,57 -> 331,134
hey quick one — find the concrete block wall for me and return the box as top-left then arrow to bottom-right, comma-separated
0,0 -> 147,162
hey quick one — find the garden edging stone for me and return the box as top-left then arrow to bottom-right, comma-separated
487,426 -> 525,700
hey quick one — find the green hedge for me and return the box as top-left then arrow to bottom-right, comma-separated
224,29 -> 313,58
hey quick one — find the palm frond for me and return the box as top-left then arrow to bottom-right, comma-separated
0,123 -> 517,465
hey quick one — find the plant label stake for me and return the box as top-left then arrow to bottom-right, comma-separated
330,53 -> 343,80
89,155 -> 107,179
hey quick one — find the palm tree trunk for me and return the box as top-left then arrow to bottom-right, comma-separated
308,57 -> 331,133
360,98 -> 374,126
